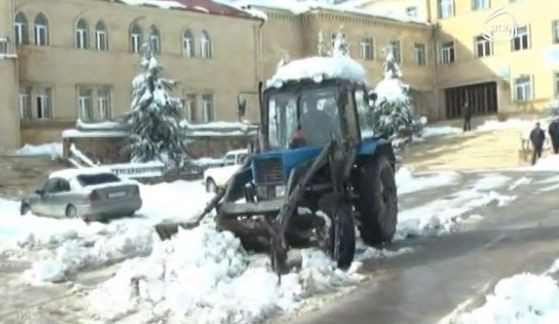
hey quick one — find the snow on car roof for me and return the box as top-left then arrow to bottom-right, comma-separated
266,56 -> 368,89
49,168 -> 116,180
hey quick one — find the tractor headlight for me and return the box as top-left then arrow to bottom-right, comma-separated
275,185 -> 286,197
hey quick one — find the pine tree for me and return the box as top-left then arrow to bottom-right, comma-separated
123,41 -> 188,168
371,46 -> 420,145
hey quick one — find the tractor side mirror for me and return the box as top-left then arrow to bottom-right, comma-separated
237,95 -> 247,121
35,189 -> 44,196
368,92 -> 378,103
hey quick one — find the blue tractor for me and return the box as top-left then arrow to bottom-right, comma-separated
156,57 -> 398,274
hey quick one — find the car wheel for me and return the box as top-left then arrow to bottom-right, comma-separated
20,203 -> 30,216
66,205 -> 79,219
206,178 -> 218,193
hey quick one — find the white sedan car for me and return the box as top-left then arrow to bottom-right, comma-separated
204,149 -> 248,193
20,168 -> 142,222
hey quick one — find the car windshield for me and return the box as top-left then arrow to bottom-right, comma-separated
77,173 -> 120,186
267,87 -> 341,149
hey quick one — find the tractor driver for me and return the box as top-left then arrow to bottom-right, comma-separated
289,96 -> 335,148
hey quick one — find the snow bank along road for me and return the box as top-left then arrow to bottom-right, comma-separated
0,169 -> 556,323
282,171 -> 559,324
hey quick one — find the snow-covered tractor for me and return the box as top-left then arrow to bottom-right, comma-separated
212,56 -> 398,273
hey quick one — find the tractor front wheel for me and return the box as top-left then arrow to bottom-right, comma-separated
357,155 -> 398,245
328,203 -> 355,269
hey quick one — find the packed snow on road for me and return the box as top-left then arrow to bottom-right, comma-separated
0,168 -> 521,323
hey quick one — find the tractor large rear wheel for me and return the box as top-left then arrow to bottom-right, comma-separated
328,203 -> 355,269
357,155 -> 398,245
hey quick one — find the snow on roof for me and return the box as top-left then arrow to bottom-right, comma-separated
76,119 -> 126,131
62,129 -> 128,139
49,168 -> 116,180
117,0 -> 186,9
266,55 -> 368,89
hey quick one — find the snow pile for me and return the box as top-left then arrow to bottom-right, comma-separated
266,56 -> 367,88
14,143 -> 63,160
26,225 -> 154,283
476,118 -> 539,132
87,224 -> 362,323
420,126 -> 462,139
531,154 -> 559,171
456,273 -> 559,323
396,168 -> 460,195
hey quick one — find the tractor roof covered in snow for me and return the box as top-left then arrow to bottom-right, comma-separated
266,56 -> 368,89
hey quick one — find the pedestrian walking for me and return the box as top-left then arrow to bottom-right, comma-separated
462,102 -> 472,132
548,117 -> 559,154
530,122 -> 546,165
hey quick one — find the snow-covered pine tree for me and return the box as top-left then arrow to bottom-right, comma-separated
123,41 -> 187,168
329,29 -> 350,57
371,46 -> 420,145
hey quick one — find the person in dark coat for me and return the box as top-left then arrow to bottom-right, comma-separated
530,122 -> 546,165
548,117 -> 559,154
462,102 -> 472,132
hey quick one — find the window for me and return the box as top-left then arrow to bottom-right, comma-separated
77,173 -> 120,186
0,38 -> 7,54
355,89 -> 375,138
75,19 -> 88,49
183,93 -> 197,121
183,29 -> 194,57
414,43 -> 426,66
406,6 -> 418,17
78,87 -> 93,121
34,13 -> 48,46
18,86 -> 31,120
555,73 -> 559,96
512,26 -> 530,51
553,20 -> 559,44
360,38 -> 374,60
473,0 -> 490,10
130,24 -> 142,53
438,0 -> 454,18
95,21 -> 108,51
14,12 -> 28,45
201,94 -> 214,122
36,87 -> 52,119
97,88 -> 110,120
440,41 -> 455,64
201,30 -> 212,59
389,41 -> 401,62
475,36 -> 493,57
514,75 -> 532,101
149,25 -> 160,53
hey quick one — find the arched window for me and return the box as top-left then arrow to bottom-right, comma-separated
75,19 -> 88,49
182,29 -> 194,57
149,25 -> 161,53
14,12 -> 29,45
34,13 -> 49,46
95,21 -> 108,51
130,23 -> 142,53
200,30 -> 212,59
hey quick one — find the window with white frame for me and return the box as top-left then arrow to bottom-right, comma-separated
360,38 -> 373,60
77,87 -> 93,121
406,6 -> 418,17
36,87 -> 52,119
75,19 -> 88,49
149,25 -> 161,53
201,30 -> 212,59
414,43 -> 426,66
130,24 -> 142,53
34,13 -> 48,46
183,29 -> 194,57
389,41 -> 401,62
440,41 -> 455,64
475,35 -> 493,57
18,86 -> 31,120
438,0 -> 454,19
14,12 -> 29,45
95,21 -> 108,51
512,26 -> 530,51
183,93 -> 197,121
514,75 -> 532,101
201,94 -> 214,122
473,0 -> 490,10
0,38 -> 7,54
553,20 -> 559,44
97,88 -> 110,120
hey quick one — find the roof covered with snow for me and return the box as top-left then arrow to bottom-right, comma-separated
113,0 -> 264,20
266,56 -> 368,89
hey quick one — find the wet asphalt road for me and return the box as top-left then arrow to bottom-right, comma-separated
281,171 -> 559,324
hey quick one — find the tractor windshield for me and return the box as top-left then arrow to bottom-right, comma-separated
267,87 -> 342,149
